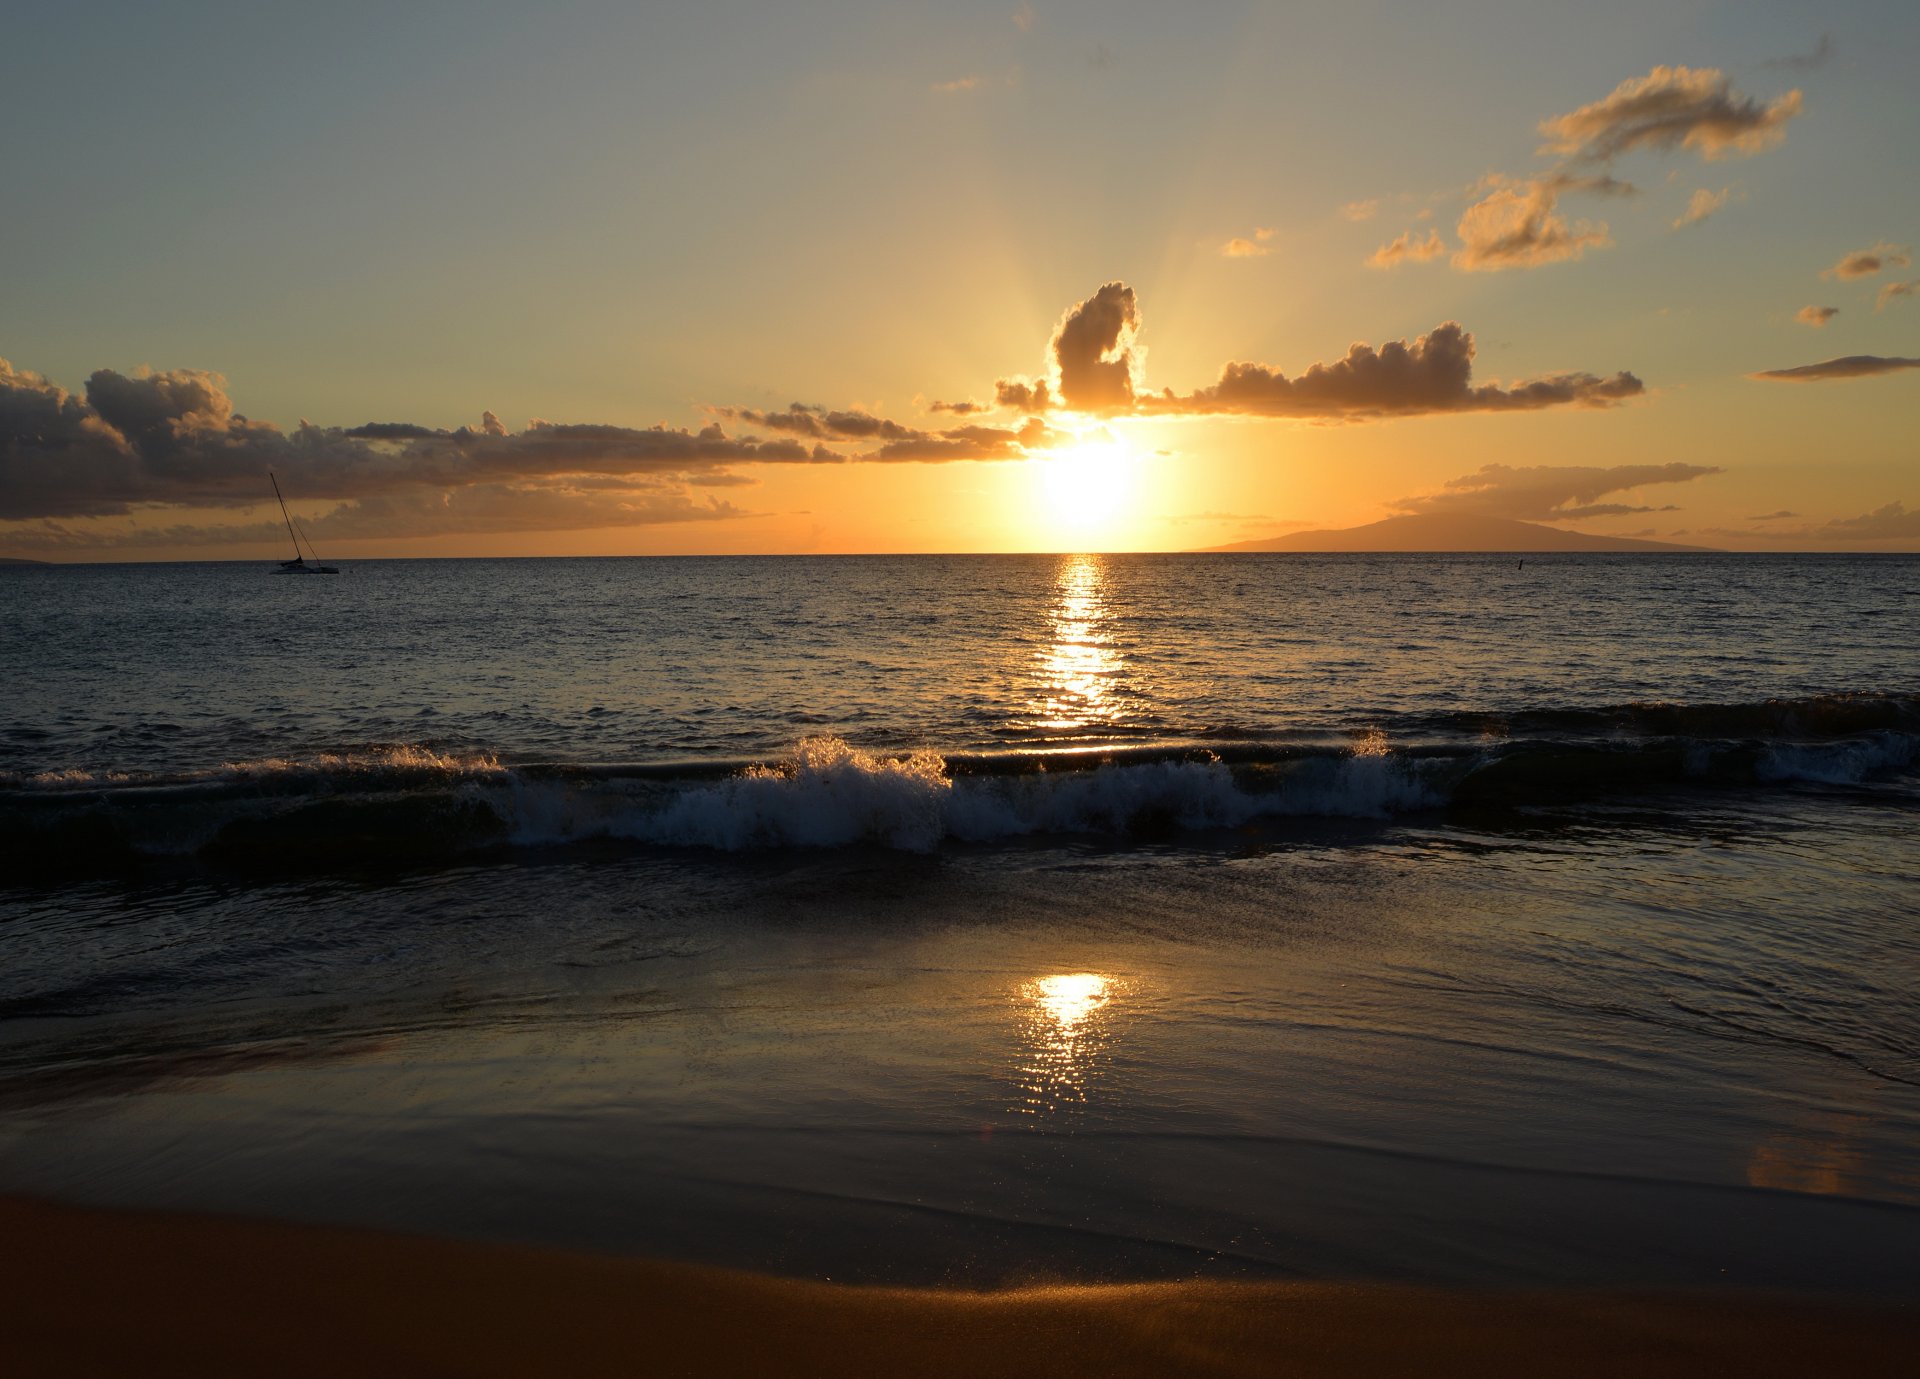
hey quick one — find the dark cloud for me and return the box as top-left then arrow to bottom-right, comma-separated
858,418 -> 1063,462
1748,510 -> 1798,520
994,377 -> 1053,412
1154,323 -> 1643,419
0,357 -> 839,526
1820,501 -> 1920,540
928,398 -> 987,415
1751,355 -> 1920,382
1539,65 -> 1804,163
342,422 -> 447,441
1823,242 -> 1911,280
722,403 -> 928,443
1052,281 -> 1140,411
1762,34 -> 1833,73
995,283 -> 1140,415
1393,462 -> 1719,521
6,277 -> 1653,547
9,482 -> 747,552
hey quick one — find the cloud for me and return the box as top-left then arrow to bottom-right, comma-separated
994,377 -> 1052,412
1762,34 -> 1832,73
986,284 -> 1641,421
995,282 -> 1140,414
1748,510 -> 1797,520
1538,65 -> 1804,163
1220,227 -> 1275,258
6,279 -> 1651,547
1820,501 -> 1920,540
1823,242 -> 1912,280
1342,199 -> 1381,222
857,417 -> 1062,462
0,351 -> 1067,537
1393,462 -> 1719,522
1158,322 -> 1643,420
931,75 -> 984,94
1795,305 -> 1839,327
1367,228 -> 1446,268
9,483 -> 752,553
1752,355 -> 1920,382
1453,178 -> 1612,271
1672,186 -> 1732,229
1051,283 -> 1141,409
1877,279 -> 1918,311
1013,3 -> 1036,33
720,403 -> 927,443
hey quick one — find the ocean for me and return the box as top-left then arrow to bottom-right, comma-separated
3,552 -> 1918,1290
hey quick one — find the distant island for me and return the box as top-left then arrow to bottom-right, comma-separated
0,556 -> 52,566
1205,513 -> 1719,553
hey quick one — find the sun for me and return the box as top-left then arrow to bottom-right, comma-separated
1035,430 -> 1141,540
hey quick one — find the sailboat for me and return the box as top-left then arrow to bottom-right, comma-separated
270,472 -> 339,574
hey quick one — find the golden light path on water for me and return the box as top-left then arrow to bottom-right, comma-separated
1029,554 -> 1128,734
1010,972 -> 1122,1117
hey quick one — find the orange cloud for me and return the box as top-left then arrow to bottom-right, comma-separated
1453,179 -> 1612,272
1794,305 -> 1839,327
1822,242 -> 1912,280
1220,232 -> 1273,258
1367,228 -> 1446,268
1672,186 -> 1732,229
1539,65 -> 1803,162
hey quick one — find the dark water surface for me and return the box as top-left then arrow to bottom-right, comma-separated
2,554 -> 1917,1289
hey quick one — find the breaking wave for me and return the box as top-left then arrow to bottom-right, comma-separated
3,693 -> 1916,875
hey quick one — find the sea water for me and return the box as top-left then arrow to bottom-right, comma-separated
2,553 -> 1917,1288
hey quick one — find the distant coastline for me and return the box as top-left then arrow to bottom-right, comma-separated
1205,513 -> 1720,553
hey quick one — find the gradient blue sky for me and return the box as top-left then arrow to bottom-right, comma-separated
3,1 -> 1916,555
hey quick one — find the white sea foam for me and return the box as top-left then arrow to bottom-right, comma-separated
473,736 -> 1453,853
1758,733 -> 1919,785
215,745 -> 506,781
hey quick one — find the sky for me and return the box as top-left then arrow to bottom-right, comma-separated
2,0 -> 1916,558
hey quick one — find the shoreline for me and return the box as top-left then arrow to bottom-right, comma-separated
6,1195 -> 1916,1378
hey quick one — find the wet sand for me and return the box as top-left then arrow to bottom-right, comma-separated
6,1195 -> 1915,1378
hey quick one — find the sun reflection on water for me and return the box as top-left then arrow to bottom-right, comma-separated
1011,971 -> 1120,1117
1029,554 -> 1128,734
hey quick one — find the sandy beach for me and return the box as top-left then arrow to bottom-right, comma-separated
5,1194 -> 1915,1378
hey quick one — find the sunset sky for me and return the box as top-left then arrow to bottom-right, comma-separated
2,0 -> 1916,558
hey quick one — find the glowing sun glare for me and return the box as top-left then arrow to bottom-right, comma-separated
1038,434 -> 1138,536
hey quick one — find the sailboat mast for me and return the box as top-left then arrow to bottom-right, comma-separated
269,471 -> 301,560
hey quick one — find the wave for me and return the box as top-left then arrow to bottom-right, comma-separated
3,694 -> 1916,873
